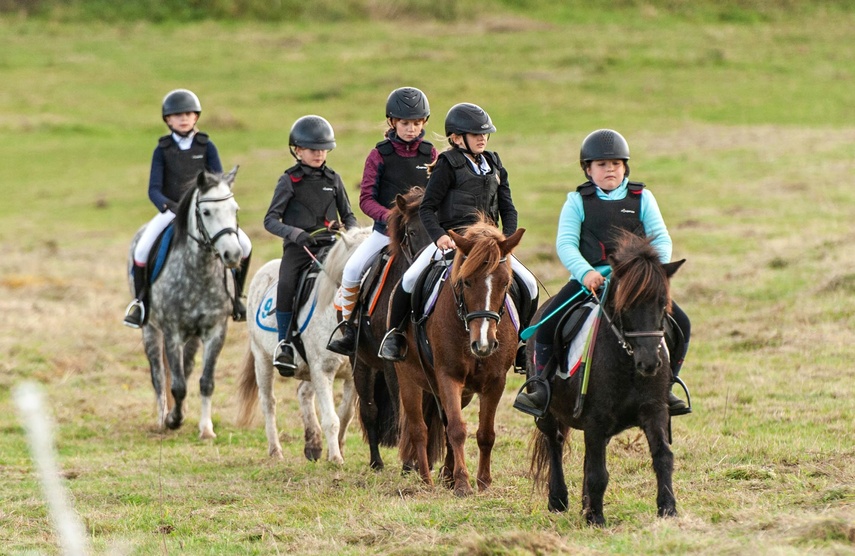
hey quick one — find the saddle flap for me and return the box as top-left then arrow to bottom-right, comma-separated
411,255 -> 453,321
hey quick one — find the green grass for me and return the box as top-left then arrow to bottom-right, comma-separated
1,2 -> 854,554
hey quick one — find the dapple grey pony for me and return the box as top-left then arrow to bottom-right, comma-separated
237,226 -> 371,464
128,167 -> 242,439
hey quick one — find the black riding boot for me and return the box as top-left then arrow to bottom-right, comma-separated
379,286 -> 411,361
513,341 -> 555,418
232,254 -> 251,322
123,265 -> 148,329
327,320 -> 357,356
273,310 -> 297,377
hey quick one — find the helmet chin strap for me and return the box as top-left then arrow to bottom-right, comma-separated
459,135 -> 482,165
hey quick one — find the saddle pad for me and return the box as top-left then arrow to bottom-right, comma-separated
147,224 -> 175,284
254,281 -> 317,335
556,307 -> 598,381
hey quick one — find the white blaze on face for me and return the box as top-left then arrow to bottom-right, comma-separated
477,275 -> 494,347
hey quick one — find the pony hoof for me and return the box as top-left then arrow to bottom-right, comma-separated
369,460 -> 384,471
453,484 -> 474,497
269,448 -> 284,460
547,498 -> 569,513
328,455 -> 344,465
199,429 -> 216,440
585,513 -> 606,527
659,506 -> 678,518
304,447 -> 322,461
165,416 -> 183,430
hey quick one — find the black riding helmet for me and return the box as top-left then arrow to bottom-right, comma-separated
444,103 -> 496,136
386,87 -> 430,121
289,115 -> 336,155
162,89 -> 202,119
580,129 -> 631,178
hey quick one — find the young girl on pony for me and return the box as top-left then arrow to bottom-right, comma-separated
378,102 -> 538,362
124,89 -> 252,328
513,129 -> 691,417
326,87 -> 437,355
263,115 -> 358,376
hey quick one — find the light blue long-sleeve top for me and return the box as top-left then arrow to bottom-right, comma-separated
556,177 -> 672,284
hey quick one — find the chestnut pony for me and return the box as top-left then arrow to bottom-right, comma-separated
395,216 -> 524,496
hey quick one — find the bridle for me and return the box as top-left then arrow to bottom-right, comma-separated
191,190 -> 240,259
399,219 -> 425,264
450,255 -> 508,332
596,279 -> 666,356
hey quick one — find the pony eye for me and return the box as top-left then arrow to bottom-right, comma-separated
463,280 -> 471,288
202,209 -> 211,216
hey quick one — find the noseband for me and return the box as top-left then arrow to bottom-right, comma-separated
193,192 -> 239,256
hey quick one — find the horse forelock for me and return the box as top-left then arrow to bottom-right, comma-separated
387,187 -> 424,258
610,235 -> 671,314
172,172 -> 233,247
451,220 -> 507,283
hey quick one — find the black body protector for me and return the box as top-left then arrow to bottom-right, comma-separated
281,163 -> 339,234
375,139 -> 434,209
159,132 -> 210,209
578,180 -> 646,265
436,148 -> 501,233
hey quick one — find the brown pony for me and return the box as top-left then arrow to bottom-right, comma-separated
351,187 -> 432,470
395,216 -> 524,496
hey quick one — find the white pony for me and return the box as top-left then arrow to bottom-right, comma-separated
237,226 -> 371,464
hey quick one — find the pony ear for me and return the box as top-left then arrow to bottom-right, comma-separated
663,259 -> 685,278
499,228 -> 525,255
449,230 -> 472,255
395,193 -> 408,212
224,165 -> 239,187
196,170 -> 207,188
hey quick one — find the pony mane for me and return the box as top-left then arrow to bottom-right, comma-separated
609,232 -> 672,314
386,187 -> 424,259
451,215 -> 507,283
172,171 -> 220,246
316,226 -> 373,307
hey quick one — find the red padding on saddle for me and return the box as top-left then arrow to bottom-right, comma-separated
367,254 -> 395,317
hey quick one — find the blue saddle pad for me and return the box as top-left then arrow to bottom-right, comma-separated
148,224 -> 174,284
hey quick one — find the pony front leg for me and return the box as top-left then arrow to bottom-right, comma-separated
536,414 -> 570,512
197,331 -> 226,439
309,366 -> 344,465
397,377 -> 432,485
297,380 -> 323,461
437,378 -> 472,497
143,327 -> 169,429
163,334 -> 187,431
337,375 -> 357,456
474,379 -> 504,492
641,411 -> 677,517
582,430 -> 609,526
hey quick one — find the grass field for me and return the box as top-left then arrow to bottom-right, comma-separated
1,3 -> 854,554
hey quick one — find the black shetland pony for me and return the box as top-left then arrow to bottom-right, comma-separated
529,232 -> 684,525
